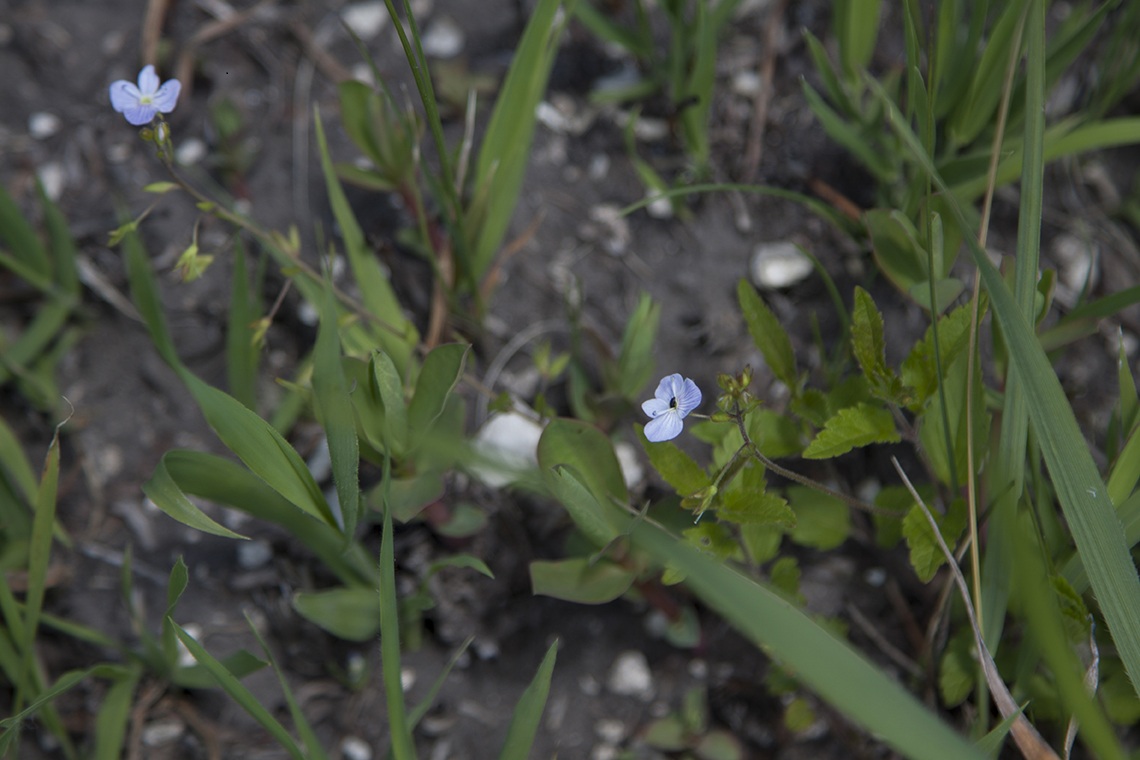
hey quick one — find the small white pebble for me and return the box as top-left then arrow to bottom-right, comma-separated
29,112 -> 61,140
607,650 -> 654,699
176,623 -> 202,669
36,162 -> 65,201
751,240 -> 814,289
175,137 -> 207,166
864,567 -> 887,588
341,1 -> 388,39
340,736 -> 373,760
688,658 -> 708,679
732,70 -> 762,96
422,16 -> 464,58
614,441 -> 644,490
594,718 -> 626,744
400,667 -> 416,692
237,539 -> 273,569
141,719 -> 185,746
470,411 -> 544,487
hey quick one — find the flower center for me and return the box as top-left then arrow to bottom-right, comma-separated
669,396 -> 677,409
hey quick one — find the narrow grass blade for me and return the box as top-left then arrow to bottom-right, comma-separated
0,181 -> 50,282
23,421 -> 62,689
497,639 -> 559,760
172,622 -> 307,760
314,108 -> 417,373
629,518 -> 983,758
313,283 -> 361,535
143,455 -> 248,539
38,179 -> 79,298
470,0 -> 573,280
378,459 -> 415,760
871,75 -> 1140,696
225,240 -> 260,409
93,666 -> 140,760
0,414 -> 37,505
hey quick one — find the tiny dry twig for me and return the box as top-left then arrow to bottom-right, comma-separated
1063,619 -> 1100,760
846,602 -> 924,680
892,456 -> 1060,760
742,0 -> 786,182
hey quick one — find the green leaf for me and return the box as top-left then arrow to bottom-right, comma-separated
902,499 -> 966,583
683,522 -> 741,561
544,467 -> 625,549
94,667 -> 139,760
471,0 -> 573,281
225,242 -> 260,410
627,518 -> 985,759
786,486 -> 849,550
615,293 -> 660,398
850,286 -> 897,396
747,408 -> 804,459
939,629 -> 975,708
292,587 -> 381,642
538,419 -> 628,507
803,403 -> 899,459
529,558 -> 636,604
314,108 -> 416,373
900,301 -> 974,411
640,432 -> 710,496
864,210 -> 929,304
408,344 -> 467,451
313,285 -> 360,535
718,488 -> 795,528
369,351 -> 409,455
769,556 -> 804,605
740,524 -> 782,564
497,640 -> 559,760
736,280 -> 797,388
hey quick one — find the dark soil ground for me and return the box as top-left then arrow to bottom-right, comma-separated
3,0 -> 1138,758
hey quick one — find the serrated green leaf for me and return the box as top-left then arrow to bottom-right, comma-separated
736,280 -> 797,388
719,489 -> 795,527
740,524 -> 782,563
900,301 -> 974,411
640,431 -> 710,496
747,408 -> 804,459
783,697 -> 816,734
786,486 -> 850,550
902,499 -> 966,583
803,403 -> 899,459
529,558 -> 636,604
851,286 -> 902,399
769,556 -> 804,604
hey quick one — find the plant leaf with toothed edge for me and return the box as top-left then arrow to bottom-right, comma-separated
803,403 -> 900,459
737,279 -> 797,390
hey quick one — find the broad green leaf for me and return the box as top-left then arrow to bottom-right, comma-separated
313,285 -> 360,535
293,587 -> 380,641
946,1 -> 1026,146
834,0 -> 882,75
803,402 -> 899,459
683,522 -> 741,560
159,450 -> 378,587
615,293 -> 660,398
786,486 -> 849,550
544,467 -> 624,548
497,640 -> 558,760
747,408 -> 803,458
740,524 -> 782,563
769,556 -> 804,605
718,488 -> 795,528
902,499 -> 966,583
538,419 -> 628,507
736,280 -> 796,389
0,181 -> 49,282
864,210 -> 928,305
627,518 -> 984,759
939,629 -> 975,708
529,558 -> 636,604
408,344 -> 467,451
640,431 -> 710,496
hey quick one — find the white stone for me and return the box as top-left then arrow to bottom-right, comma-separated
341,736 -> 373,760
36,162 -> 65,201
141,719 -> 185,746
341,2 -> 388,39
400,666 -> 416,692
732,70 -> 762,96
175,137 -> 207,166
750,240 -> 813,289
470,411 -> 544,487
607,650 -> 653,699
614,441 -> 644,490
1051,232 -> 1099,307
29,112 -> 61,140
237,539 -> 273,569
175,623 -> 202,668
594,718 -> 626,744
422,16 -> 464,58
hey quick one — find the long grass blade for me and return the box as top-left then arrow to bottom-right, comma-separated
497,639 -> 559,760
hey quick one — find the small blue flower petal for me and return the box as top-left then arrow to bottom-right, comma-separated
110,65 -> 182,126
645,411 -> 684,442
641,374 -> 702,442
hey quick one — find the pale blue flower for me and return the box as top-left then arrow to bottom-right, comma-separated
110,65 -> 182,126
642,374 -> 702,443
